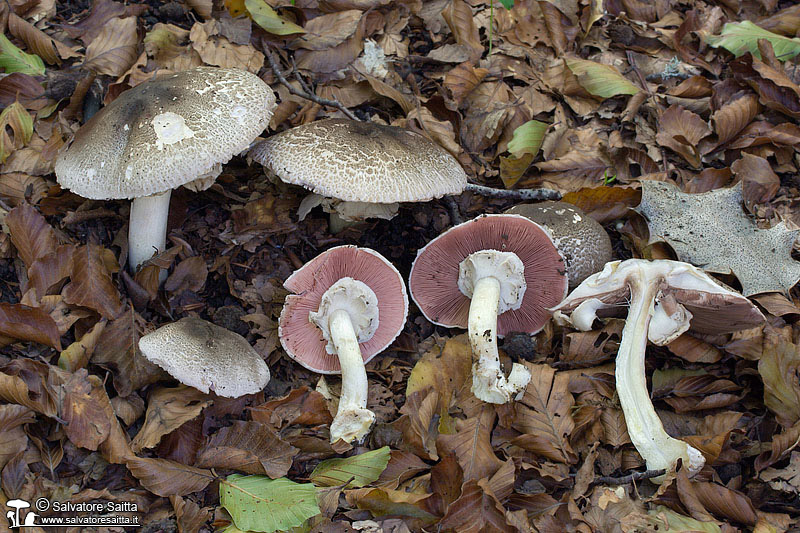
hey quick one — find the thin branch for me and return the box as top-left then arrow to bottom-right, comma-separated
593,469 -> 666,485
264,49 -> 358,122
464,183 -> 561,201
443,196 -> 463,225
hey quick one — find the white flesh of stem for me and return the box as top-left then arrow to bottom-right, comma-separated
617,273 -> 704,482
469,276 -> 531,404
128,190 -> 172,275
327,308 -> 375,443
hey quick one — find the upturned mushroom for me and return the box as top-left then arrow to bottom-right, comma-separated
506,201 -> 613,288
279,245 -> 408,443
55,67 -> 276,273
248,118 -> 467,230
139,317 -> 271,398
551,259 -> 764,482
409,214 -> 568,404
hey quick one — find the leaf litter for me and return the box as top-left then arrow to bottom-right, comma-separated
1,0 -> 800,531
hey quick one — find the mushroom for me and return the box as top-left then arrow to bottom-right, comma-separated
278,245 -> 408,443
551,259 -> 764,482
409,214 -> 568,404
248,118 -> 467,230
506,201 -> 613,288
55,67 -> 276,273
138,317 -> 271,398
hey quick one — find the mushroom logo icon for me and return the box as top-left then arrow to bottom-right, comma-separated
5,499 -> 38,528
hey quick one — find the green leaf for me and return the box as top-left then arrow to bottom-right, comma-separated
0,102 -> 34,164
498,0 -> 514,8
310,446 -> 390,488
220,475 -> 320,533
0,34 -> 45,76
565,57 -> 640,99
705,21 -> 800,61
245,0 -> 306,35
507,120 -> 548,159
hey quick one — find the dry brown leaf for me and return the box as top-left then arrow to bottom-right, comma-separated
532,152 -> 614,192
60,369 -> 114,450
561,186 -> 641,224
344,486 -> 437,525
760,451 -> 800,493
711,92 -> 760,145
92,307 -> 166,396
171,494 -> 212,533
250,386 -> 333,428
7,12 -> 81,65
164,256 -> 208,295
444,62 -> 489,108
539,1 -> 578,55
437,407 -> 504,483
63,244 -> 123,320
656,104 -> 711,167
397,389 -> 439,461
196,420 -> 298,477
295,12 -> 369,74
693,481 -> 757,526
600,407 -> 630,447
185,0 -> 213,19
0,359 -> 58,416
439,478 -> 516,533
511,363 -> 577,464
131,386 -> 211,452
442,0 -> 483,61
28,245 -> 76,303
6,203 -> 59,269
666,334 -> 723,364
126,456 -> 213,497
62,0 -> 147,45
0,405 -> 35,470
189,20 -> 264,72
731,48 -> 800,120
562,319 -> 623,367
731,153 -> 780,210
0,302 -> 61,349
668,76 -> 714,98
0,172 -> 49,206
758,332 -> 800,427
291,10 -> 362,50
83,16 -> 141,77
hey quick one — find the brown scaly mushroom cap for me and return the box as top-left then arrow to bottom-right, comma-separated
138,317 -> 271,398
249,118 -> 468,204
506,201 -> 613,288
55,67 -> 276,273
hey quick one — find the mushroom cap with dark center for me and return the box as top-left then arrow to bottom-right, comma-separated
138,317 -> 270,397
506,201 -> 613,288
409,214 -> 568,336
279,245 -> 409,374
55,67 -> 276,200
552,259 -> 765,335
249,118 -> 467,203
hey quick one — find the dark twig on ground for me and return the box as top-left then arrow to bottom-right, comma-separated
264,48 -> 359,122
465,183 -> 561,201
443,196 -> 463,225
593,469 -> 667,485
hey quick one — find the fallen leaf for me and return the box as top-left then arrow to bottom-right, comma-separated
58,317 -> 106,371
636,180 -> 800,296
0,302 -> 61,349
131,386 -> 211,452
311,446 -> 390,488
565,57 -> 640,98
0,101 -> 33,164
60,369 -> 113,450
6,203 -> 57,270
63,244 -> 124,320
245,0 -> 306,35
442,0 -> 483,61
171,494 -> 212,533
220,475 -> 320,531
759,332 -> 800,427
249,386 -> 333,427
0,358 -> 59,416
438,407 -> 504,482
0,405 -> 35,470
291,10 -> 361,50
439,478 -> 516,533
705,21 -> 800,60
731,153 -> 780,209
760,451 -> 800,493
196,421 -> 297,478
0,34 -> 45,75
655,105 -> 711,167
507,119 -> 549,159
83,16 -> 140,77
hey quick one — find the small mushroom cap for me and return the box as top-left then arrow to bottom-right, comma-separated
138,317 -> 270,397
249,118 -> 467,203
552,259 -> 765,334
55,67 -> 276,200
279,245 -> 409,374
506,201 -> 613,288
409,214 -> 569,336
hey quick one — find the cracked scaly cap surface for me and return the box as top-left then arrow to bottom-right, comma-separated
55,67 -> 276,200
139,317 -> 270,397
249,118 -> 468,203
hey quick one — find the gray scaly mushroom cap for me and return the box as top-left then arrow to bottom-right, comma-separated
249,118 -> 468,203
507,201 -> 613,288
55,67 -> 276,200
139,317 -> 270,398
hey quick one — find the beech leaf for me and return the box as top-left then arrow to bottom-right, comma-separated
705,21 -> 800,60
220,475 -> 320,533
0,34 -> 45,75
565,57 -> 640,98
127,456 -> 213,496
245,0 -> 305,35
0,302 -> 61,350
63,244 -> 124,320
196,421 -> 297,478
310,446 -> 390,488
636,181 -> 800,296
507,120 -> 549,159
130,386 -> 211,452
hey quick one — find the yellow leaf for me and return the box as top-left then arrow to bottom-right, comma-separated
245,0 -> 305,35
565,57 -> 640,99
0,101 -> 34,164
507,119 -> 548,159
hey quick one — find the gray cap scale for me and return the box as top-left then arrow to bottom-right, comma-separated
55,67 -> 276,200
249,118 -> 468,204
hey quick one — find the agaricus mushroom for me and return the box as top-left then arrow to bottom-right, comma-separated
279,245 -> 408,443
249,118 -> 467,228
551,259 -> 765,482
409,214 -> 568,404
506,201 -> 613,288
139,317 -> 271,398
55,67 -> 276,273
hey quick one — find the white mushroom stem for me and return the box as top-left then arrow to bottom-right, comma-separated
459,250 -> 531,404
617,270 -> 704,482
128,190 -> 172,274
309,277 -> 378,443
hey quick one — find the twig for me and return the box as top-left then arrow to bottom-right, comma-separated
593,469 -> 666,485
464,183 -> 561,201
443,196 -> 463,225
264,48 -> 359,122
